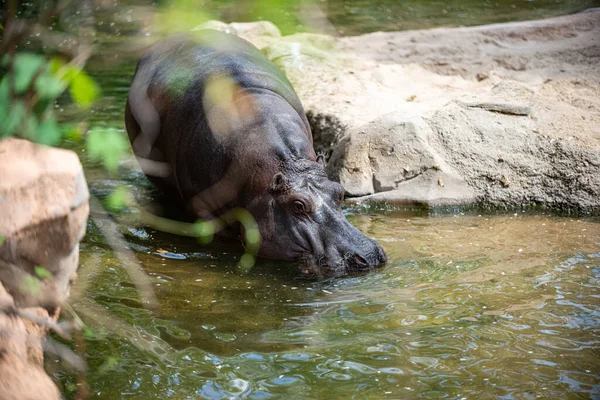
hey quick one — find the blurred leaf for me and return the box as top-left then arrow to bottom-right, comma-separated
0,236 -> 5,245
0,78 -> 8,128
158,0 -> 212,34
86,127 -> 129,173
194,221 -> 215,244
63,123 -> 86,141
24,115 -> 38,140
61,64 -> 81,82
36,72 -> 66,100
96,356 -> 121,375
83,328 -> 96,340
69,69 -> 100,108
37,115 -> 62,146
2,101 -> 27,137
104,186 -> 131,213
9,53 -> 46,93
49,57 -> 66,75
34,266 -> 53,279
249,0 -> 302,34
245,228 -> 260,246
239,253 -> 255,273
66,383 -> 77,392
19,275 -> 41,296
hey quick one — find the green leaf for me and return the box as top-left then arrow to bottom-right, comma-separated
11,53 -> 46,93
69,69 -> 100,107
48,57 -> 66,75
238,253 -> 255,273
63,123 -> 85,141
194,221 -> 215,244
0,236 -> 5,245
34,266 -> 53,279
24,115 -> 38,141
104,186 -> 131,213
19,275 -> 41,296
35,73 -> 66,100
96,356 -> 121,374
2,101 -> 27,137
83,328 -> 96,340
0,77 -> 8,123
86,127 -> 129,173
157,0 -> 212,34
37,115 -> 62,146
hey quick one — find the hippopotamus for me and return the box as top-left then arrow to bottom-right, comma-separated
125,30 -> 386,276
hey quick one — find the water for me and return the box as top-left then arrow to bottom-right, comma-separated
50,212 -> 600,398
317,0 -> 600,35
44,1 -> 600,398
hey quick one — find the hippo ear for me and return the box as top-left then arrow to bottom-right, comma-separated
269,172 -> 287,194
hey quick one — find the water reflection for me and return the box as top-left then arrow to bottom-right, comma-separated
48,212 -> 600,398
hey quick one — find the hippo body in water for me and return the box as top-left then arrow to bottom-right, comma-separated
125,30 -> 386,276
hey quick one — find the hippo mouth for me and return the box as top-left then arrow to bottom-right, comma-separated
297,249 -> 387,278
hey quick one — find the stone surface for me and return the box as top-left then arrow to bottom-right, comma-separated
219,9 -> 600,211
0,283 -> 60,400
0,138 -> 89,399
0,138 -> 89,311
327,113 -> 475,205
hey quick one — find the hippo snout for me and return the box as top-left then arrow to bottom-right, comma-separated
345,240 -> 387,274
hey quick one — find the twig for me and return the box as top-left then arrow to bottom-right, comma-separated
89,196 -> 157,309
0,306 -> 73,340
43,336 -> 87,372
16,308 -> 73,340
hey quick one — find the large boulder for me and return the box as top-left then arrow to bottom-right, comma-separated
224,10 -> 600,212
0,138 -> 89,399
0,138 -> 89,310
326,113 -> 475,205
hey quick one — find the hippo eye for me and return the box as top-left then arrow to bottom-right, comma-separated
291,200 -> 306,214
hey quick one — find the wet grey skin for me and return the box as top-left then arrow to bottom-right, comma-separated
125,29 -> 387,277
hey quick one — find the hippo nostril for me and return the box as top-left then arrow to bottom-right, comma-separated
354,254 -> 368,266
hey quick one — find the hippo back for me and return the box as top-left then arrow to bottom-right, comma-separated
126,30 -> 312,212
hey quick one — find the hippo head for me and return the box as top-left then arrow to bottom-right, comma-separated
247,159 -> 387,277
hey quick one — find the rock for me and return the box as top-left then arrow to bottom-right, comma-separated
0,138 -> 89,398
0,283 -> 61,400
249,9 -> 600,212
196,13 -> 600,212
0,138 -> 89,311
328,113 -> 475,205
429,98 -> 600,210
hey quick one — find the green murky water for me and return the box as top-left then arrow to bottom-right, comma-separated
51,210 -> 600,398
44,1 -> 600,398
200,0 -> 600,35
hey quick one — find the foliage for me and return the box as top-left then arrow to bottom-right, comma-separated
86,127 -> 129,173
104,186 -> 133,213
157,0 -> 213,34
34,265 -> 53,279
19,274 -> 41,296
0,52 -> 101,146
157,0 -> 313,34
